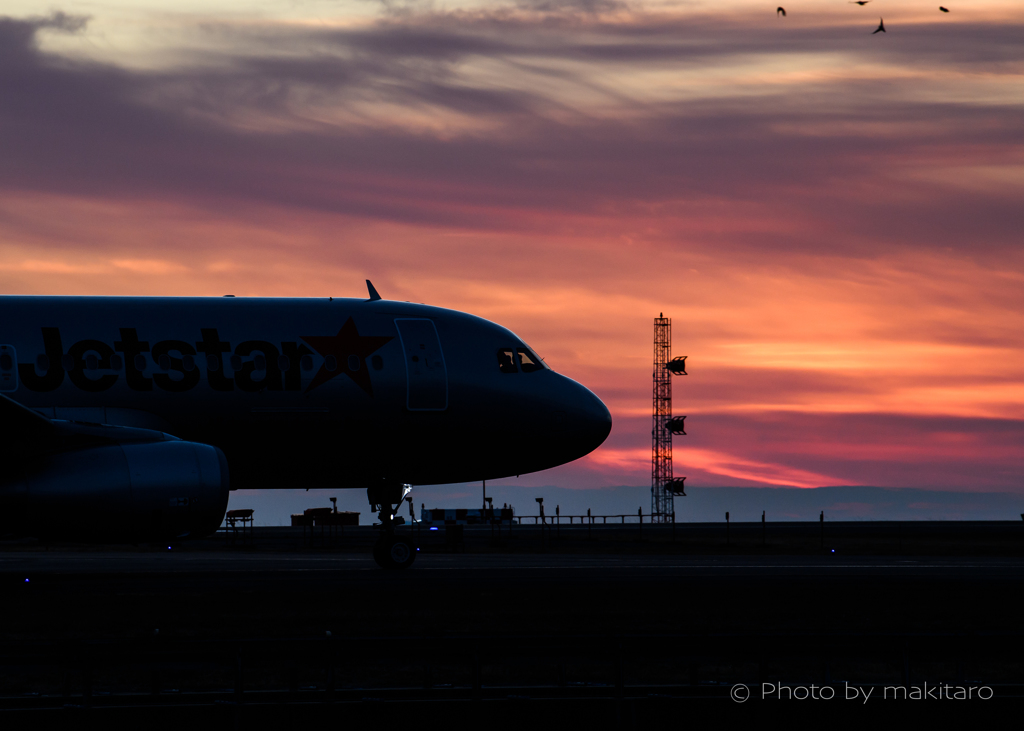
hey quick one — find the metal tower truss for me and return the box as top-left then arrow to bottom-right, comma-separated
651,314 -> 686,523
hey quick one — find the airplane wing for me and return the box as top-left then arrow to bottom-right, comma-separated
0,392 -> 231,540
0,393 -> 56,451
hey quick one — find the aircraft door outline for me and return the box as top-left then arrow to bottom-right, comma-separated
394,319 -> 448,411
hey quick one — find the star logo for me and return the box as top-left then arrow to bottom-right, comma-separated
301,318 -> 393,394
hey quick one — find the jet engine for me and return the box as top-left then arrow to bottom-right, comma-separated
0,439 -> 230,541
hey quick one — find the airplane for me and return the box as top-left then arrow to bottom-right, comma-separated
0,282 -> 612,568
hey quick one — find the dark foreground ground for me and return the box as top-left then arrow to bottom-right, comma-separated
2,521 -> 1023,724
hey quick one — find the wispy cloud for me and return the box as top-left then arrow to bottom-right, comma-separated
0,5 -> 1022,493
586,446 -> 841,487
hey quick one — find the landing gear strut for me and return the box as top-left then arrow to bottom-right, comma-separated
367,482 -> 416,570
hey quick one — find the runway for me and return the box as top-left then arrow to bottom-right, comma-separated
3,542 -> 1023,640
5,550 -> 1024,581
3,534 -> 1022,718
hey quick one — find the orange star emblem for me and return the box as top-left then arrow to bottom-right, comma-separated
300,318 -> 393,394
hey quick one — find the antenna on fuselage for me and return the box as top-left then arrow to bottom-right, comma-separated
366,280 -> 382,301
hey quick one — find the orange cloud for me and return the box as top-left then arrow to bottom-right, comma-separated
1,5 -> 1022,494
585,446 -> 841,488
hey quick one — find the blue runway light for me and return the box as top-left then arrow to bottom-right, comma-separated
24,578 -> 29,583
429,527 -> 438,531
167,546 -> 172,551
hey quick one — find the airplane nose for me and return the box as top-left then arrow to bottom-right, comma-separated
582,388 -> 612,453
559,376 -> 612,458
489,372 -> 612,477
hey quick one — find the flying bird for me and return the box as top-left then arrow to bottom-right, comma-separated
777,7 -> 786,16
873,17 -> 886,33
850,1 -> 870,5
939,6 -> 949,11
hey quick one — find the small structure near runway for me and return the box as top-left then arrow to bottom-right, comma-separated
420,507 -> 514,525
420,506 -> 516,551
223,508 -> 254,545
291,500 -> 359,545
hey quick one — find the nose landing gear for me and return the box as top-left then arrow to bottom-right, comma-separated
367,481 -> 417,570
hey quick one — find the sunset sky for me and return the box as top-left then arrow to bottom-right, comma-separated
2,0 -> 1022,505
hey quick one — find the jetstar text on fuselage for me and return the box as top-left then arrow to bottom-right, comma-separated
17,320 -> 391,395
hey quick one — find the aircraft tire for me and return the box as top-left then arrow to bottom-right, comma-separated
373,535 -> 416,570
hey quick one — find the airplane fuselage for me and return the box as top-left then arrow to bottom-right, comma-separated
0,296 -> 612,492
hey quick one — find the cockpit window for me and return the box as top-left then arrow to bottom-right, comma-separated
516,348 -> 543,373
497,349 -> 517,373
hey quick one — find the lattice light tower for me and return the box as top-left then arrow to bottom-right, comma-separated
652,314 -> 687,522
